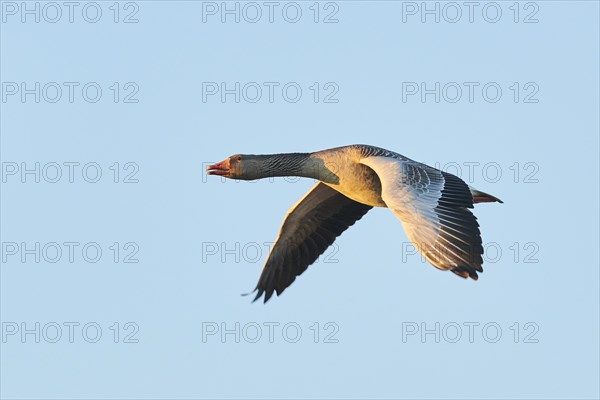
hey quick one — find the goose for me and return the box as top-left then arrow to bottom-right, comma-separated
207,144 -> 503,303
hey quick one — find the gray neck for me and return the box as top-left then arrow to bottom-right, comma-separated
248,153 -> 338,183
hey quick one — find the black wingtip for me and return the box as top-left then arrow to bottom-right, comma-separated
250,288 -> 275,304
264,290 -> 273,303
251,289 -> 263,303
241,288 -> 263,303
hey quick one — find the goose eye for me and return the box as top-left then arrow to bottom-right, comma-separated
237,156 -> 242,161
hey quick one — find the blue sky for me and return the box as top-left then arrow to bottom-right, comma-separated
1,1 -> 599,399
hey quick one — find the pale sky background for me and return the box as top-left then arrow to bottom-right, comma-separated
1,1 -> 599,399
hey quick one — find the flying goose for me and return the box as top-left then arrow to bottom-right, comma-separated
207,144 -> 502,303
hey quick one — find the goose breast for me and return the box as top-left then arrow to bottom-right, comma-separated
312,151 -> 387,207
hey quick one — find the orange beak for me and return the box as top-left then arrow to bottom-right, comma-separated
207,158 -> 230,177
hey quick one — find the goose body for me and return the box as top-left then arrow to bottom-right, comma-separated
208,144 -> 503,303
311,146 -> 388,207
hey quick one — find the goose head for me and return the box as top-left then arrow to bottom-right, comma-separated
207,154 -> 261,180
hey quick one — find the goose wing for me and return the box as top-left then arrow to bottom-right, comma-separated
360,156 -> 484,279
253,182 -> 372,303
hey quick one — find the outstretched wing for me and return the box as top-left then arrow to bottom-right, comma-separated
360,156 -> 484,279
253,182 -> 372,303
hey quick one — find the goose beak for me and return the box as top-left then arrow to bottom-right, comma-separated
207,158 -> 230,177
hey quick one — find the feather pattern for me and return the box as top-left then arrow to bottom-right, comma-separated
360,154 -> 484,279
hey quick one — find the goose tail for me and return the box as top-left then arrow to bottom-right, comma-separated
470,188 -> 503,204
